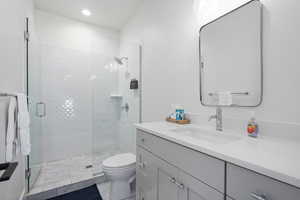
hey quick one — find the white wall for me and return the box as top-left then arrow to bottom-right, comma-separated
121,0 -> 202,122
0,1 -> 27,92
121,0 -> 300,134
35,10 -> 121,162
0,0 -> 35,199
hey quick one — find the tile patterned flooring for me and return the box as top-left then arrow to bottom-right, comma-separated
27,153 -> 114,199
97,182 -> 111,200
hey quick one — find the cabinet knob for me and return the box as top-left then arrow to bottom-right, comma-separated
250,193 -> 268,200
141,138 -> 145,143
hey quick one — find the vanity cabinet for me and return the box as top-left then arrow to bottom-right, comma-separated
227,164 -> 300,200
137,130 -> 225,200
137,130 -> 225,192
178,170 -> 224,200
156,154 -> 179,200
137,127 -> 300,200
136,147 -> 157,200
137,146 -> 179,200
137,147 -> 224,200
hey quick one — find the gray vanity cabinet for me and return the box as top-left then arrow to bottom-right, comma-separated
155,153 -> 224,200
137,130 -> 225,192
137,130 -> 225,200
137,146 -> 180,200
137,146 -> 224,200
136,147 -> 157,200
227,164 -> 300,200
156,156 -> 179,200
137,128 -> 300,200
178,170 -> 224,200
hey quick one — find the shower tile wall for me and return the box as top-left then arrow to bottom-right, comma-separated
35,10 -> 120,162
40,45 -> 93,161
91,52 -> 121,156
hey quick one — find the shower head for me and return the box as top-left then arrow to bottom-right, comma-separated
114,57 -> 128,65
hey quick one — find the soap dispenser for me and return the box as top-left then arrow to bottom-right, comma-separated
247,112 -> 259,138
130,79 -> 138,89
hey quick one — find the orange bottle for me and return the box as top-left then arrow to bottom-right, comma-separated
247,117 -> 258,138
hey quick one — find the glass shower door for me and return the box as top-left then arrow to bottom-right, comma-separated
91,44 -> 142,175
90,52 -> 121,175
117,44 -> 142,154
27,41 -> 44,191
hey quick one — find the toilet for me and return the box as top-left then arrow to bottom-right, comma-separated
102,153 -> 136,200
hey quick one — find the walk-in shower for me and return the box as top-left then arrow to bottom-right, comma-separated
26,14 -> 142,194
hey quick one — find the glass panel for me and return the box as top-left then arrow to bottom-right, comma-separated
117,44 -> 141,154
28,43 -> 132,190
28,40 -> 43,190
39,44 -> 92,162
90,52 -> 121,175
91,44 -> 141,175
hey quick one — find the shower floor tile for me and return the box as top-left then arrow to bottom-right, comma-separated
28,154 -> 112,199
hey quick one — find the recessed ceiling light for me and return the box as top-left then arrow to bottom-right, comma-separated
81,9 -> 91,16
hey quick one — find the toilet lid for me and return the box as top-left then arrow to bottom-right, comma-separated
103,153 -> 136,168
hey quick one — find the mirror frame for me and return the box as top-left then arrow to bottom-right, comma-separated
198,0 -> 263,108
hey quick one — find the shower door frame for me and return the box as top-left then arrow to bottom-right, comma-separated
25,17 -> 44,193
25,17 -> 31,193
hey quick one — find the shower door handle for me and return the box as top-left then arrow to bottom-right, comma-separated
36,102 -> 46,118
121,103 -> 129,112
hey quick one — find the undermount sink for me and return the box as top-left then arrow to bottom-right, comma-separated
170,126 -> 241,145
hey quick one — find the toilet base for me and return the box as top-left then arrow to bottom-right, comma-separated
101,153 -> 136,200
110,180 -> 133,200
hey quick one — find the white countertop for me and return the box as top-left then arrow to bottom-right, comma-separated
135,121 -> 300,188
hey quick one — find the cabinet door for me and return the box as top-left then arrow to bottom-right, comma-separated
155,156 -> 179,200
178,170 -> 224,200
137,130 -> 225,192
136,147 -> 157,200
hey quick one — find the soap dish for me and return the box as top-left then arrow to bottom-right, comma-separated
166,117 -> 190,125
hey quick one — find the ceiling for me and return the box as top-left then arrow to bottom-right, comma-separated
34,0 -> 142,30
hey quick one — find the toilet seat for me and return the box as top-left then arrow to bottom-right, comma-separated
102,153 -> 136,169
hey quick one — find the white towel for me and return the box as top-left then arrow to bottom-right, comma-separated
16,93 -> 31,156
5,97 -> 17,162
218,92 -> 233,106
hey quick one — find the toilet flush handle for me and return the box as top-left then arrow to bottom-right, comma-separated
128,174 -> 136,185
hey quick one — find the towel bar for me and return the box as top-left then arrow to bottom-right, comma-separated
208,92 -> 249,96
0,93 -> 30,99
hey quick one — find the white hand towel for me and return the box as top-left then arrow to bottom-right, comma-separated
6,97 -> 17,162
16,93 -> 31,156
218,92 -> 233,106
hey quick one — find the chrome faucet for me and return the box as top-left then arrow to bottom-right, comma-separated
208,107 -> 223,131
